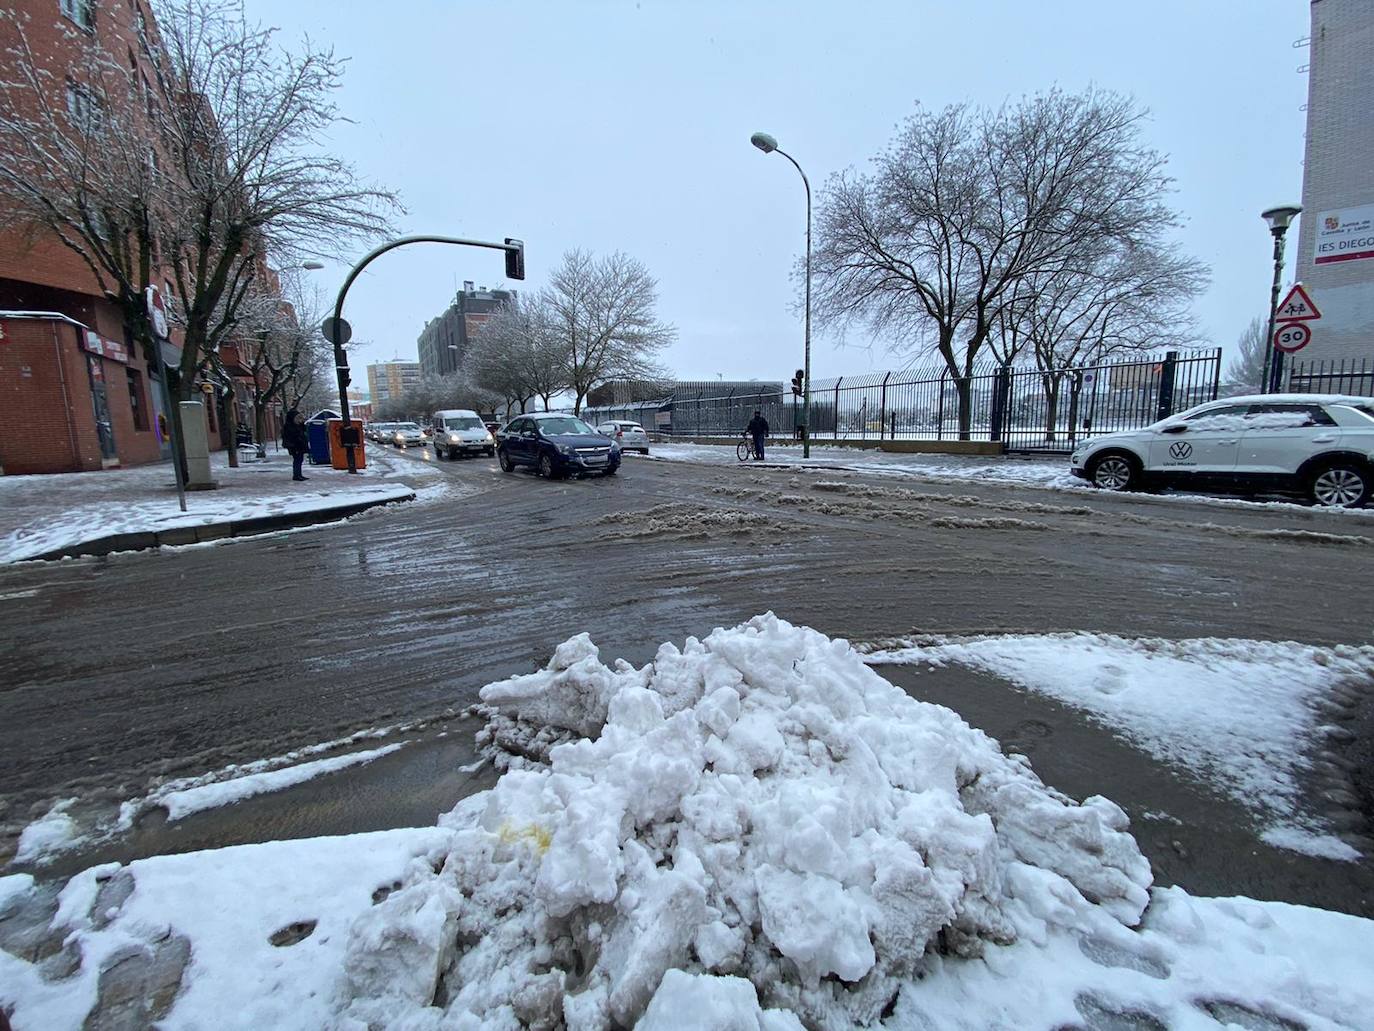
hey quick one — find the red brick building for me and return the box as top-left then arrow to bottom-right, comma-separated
0,0 -> 280,475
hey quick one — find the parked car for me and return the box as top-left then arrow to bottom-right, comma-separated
368,422 -> 394,443
431,408 -> 496,459
1070,394 -> 1374,507
594,420 -> 651,454
496,413 -> 621,478
388,422 -> 427,449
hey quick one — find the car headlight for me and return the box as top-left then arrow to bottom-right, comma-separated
448,433 -> 460,443
557,444 -> 573,456
610,442 -> 621,454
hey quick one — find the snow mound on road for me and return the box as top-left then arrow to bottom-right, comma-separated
337,615 -> 1151,1028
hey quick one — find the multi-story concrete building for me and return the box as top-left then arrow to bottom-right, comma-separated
417,284 -> 515,378
366,360 -> 421,406
1292,0 -> 1374,372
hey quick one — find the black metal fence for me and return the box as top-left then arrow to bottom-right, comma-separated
1286,357 -> 1374,397
583,349 -> 1222,453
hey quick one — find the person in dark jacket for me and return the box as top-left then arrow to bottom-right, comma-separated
746,409 -> 769,461
282,409 -> 309,481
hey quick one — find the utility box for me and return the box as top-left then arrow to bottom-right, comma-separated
178,401 -> 217,489
328,418 -> 367,470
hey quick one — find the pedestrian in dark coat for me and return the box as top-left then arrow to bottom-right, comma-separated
282,409 -> 309,481
746,409 -> 770,461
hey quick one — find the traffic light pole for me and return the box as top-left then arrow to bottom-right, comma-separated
327,235 -> 524,472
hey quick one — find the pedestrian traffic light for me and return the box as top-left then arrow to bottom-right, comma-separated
504,238 -> 525,281
791,369 -> 804,396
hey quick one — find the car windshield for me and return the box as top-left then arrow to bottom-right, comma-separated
444,417 -> 483,430
395,423 -> 420,432
537,417 -> 596,435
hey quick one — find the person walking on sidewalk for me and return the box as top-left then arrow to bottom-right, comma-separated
746,409 -> 769,461
283,409 -> 309,481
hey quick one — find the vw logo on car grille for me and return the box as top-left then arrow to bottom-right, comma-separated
1169,441 -> 1193,460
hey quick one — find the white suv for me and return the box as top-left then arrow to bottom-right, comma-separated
1069,394 -> 1374,508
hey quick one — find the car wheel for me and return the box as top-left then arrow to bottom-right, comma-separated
1308,460 -> 1371,508
604,465 -> 618,476
486,447 -> 494,457
539,453 -> 560,479
1087,451 -> 1139,492
498,448 -> 514,473
434,446 -> 444,460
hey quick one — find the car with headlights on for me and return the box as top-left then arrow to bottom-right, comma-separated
1069,394 -> 1374,507
496,413 -> 620,478
431,409 -> 496,459
388,422 -> 427,449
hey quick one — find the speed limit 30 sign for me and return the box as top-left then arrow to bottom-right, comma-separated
1273,322 -> 1312,353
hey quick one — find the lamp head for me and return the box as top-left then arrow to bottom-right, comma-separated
750,132 -> 778,154
1261,205 -> 1302,234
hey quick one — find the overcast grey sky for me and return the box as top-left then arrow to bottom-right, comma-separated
243,0 -> 1310,385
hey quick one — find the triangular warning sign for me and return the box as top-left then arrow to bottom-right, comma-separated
1276,283 -> 1321,321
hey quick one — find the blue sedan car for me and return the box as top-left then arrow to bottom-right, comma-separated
496,413 -> 621,479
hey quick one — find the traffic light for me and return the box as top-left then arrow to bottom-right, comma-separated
791,368 -> 804,396
504,238 -> 525,281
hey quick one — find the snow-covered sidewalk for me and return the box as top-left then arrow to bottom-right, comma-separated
635,441 -> 1374,518
4,616 -> 1372,1030
637,440 -> 1082,490
0,449 -> 432,563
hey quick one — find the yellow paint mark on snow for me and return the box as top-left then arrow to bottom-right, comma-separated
497,822 -> 552,855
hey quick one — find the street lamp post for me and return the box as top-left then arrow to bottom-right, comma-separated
1259,204 -> 1302,395
326,234 -> 524,472
750,131 -> 812,458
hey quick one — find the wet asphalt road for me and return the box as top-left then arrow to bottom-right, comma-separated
2,449 -> 1373,909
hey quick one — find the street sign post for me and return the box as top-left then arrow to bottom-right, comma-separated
321,316 -> 352,345
1273,322 -> 1312,354
1275,283 -> 1322,322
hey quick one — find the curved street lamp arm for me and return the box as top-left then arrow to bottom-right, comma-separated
327,235 -> 522,471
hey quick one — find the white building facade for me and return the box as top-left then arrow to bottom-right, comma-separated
1292,0 -> 1374,378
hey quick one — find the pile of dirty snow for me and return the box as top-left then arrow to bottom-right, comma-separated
336,615 -> 1152,1029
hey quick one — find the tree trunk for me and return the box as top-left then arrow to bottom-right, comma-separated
955,377 -> 973,441
224,390 -> 240,467
1042,373 -> 1061,444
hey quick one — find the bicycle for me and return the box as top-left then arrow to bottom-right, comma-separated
736,433 -> 765,462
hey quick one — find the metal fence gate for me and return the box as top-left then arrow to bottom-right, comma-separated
582,349 -> 1223,454
1286,357 -> 1374,397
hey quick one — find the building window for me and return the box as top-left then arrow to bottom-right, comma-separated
65,81 -> 103,135
60,0 -> 95,30
127,368 -> 149,430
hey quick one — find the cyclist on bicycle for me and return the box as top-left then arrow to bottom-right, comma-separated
746,409 -> 769,461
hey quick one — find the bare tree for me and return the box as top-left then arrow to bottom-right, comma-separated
544,250 -> 675,414
467,294 -> 571,415
235,271 -> 330,449
1224,316 -> 1269,396
996,242 -> 1207,439
813,89 -> 1187,437
397,372 -> 495,423
0,0 -> 396,412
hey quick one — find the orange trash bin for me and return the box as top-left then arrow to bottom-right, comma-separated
327,418 -> 367,470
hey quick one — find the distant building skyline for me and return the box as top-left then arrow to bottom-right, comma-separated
366,360 -> 421,405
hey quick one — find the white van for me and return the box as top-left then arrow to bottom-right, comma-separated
431,409 -> 496,459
